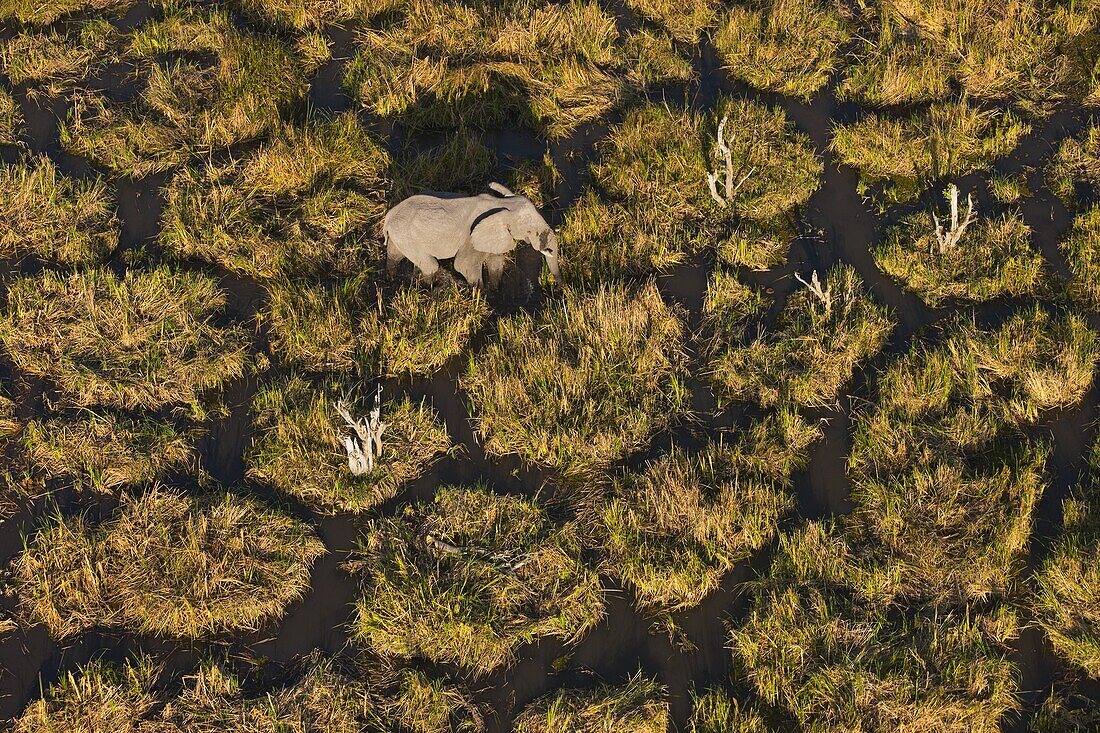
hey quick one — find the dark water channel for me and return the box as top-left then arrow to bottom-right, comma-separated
1,3 -> 1099,731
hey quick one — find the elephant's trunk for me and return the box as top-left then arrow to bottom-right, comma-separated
543,251 -> 560,280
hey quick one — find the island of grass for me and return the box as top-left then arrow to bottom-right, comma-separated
0,87 -> 20,144
22,410 -> 197,493
714,0 -> 850,100
560,98 -> 821,283
351,485 -> 604,676
13,487 -> 324,639
874,192 -> 1045,306
703,265 -> 893,408
161,113 -> 389,281
12,653 -> 391,733
464,282 -> 686,476
248,376 -> 451,514
689,691 -> 770,733
601,409 -> 819,612
264,277 -> 488,376
62,6 -> 329,177
832,99 -> 1030,203
1,19 -> 120,97
345,0 -> 691,138
1058,205 -> 1100,311
1035,490 -> 1100,678
0,267 -> 249,410
513,674 -> 668,733
1048,124 -> 1100,207
0,155 -> 118,265
0,0 -> 135,25
847,307 -> 1099,604
731,523 -> 1020,732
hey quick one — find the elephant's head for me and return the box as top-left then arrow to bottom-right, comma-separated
482,183 -> 560,280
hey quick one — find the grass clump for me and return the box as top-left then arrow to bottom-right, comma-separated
990,172 -> 1030,203
231,0 -> 363,29
345,0 -> 691,138
0,0 -> 134,25
387,669 -> 483,733
1059,205 -> 1100,310
625,0 -> 717,42
601,410 -> 819,612
1031,687 -> 1100,733
265,278 -> 487,376
847,308 -> 1100,604
464,283 -> 686,476
63,7 -> 328,177
832,99 -> 1030,203
161,113 -> 388,281
0,156 -> 118,265
13,487 -> 325,639
1,20 -> 120,97
14,655 -> 389,733
704,265 -> 893,408
513,674 -> 668,733
561,99 -> 821,283
352,485 -> 604,676
0,87 -> 20,144
22,411 -> 196,493
12,657 -> 159,733
874,203 -> 1044,306
1048,124 -> 1100,206
0,267 -> 249,410
731,523 -> 1021,732
1034,492 -> 1100,678
248,376 -> 450,514
714,0 -> 851,100
689,691 -> 770,733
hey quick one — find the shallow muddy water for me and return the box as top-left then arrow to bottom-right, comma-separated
2,3 -> 1100,731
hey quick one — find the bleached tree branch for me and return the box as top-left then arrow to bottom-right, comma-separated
795,269 -> 832,316
706,114 -> 754,208
334,385 -> 387,476
932,183 -> 977,254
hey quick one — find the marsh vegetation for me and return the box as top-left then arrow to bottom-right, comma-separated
2,0 -> 1099,729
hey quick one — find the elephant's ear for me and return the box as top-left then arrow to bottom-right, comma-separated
469,211 -> 514,254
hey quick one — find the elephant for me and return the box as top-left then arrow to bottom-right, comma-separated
383,182 -> 560,287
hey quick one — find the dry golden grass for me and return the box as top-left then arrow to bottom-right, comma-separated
248,376 -> 450,514
63,7 -> 328,177
714,0 -> 851,100
0,87 -> 20,144
0,267 -> 249,410
875,207 -> 1045,306
161,113 -> 388,281
0,156 -> 118,265
513,674 -> 668,733
345,0 -> 691,137
848,307 -> 1100,604
233,0 -> 365,29
625,0 -> 717,42
14,488 -> 325,638
1060,205 -> 1100,310
0,0 -> 135,25
688,691 -> 769,733
1035,491 -> 1100,678
387,669 -> 483,733
601,410 -> 819,612
22,411 -> 197,493
352,485 -> 604,675
464,282 -> 687,475
14,654 -> 389,733
832,99 -> 1031,203
1,20 -> 120,97
704,265 -> 894,408
731,522 -> 1021,732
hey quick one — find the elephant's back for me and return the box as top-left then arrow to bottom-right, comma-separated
385,194 -> 470,255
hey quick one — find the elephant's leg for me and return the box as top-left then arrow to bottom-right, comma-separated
385,234 -> 404,276
486,254 -> 506,289
454,246 -> 487,287
405,251 -> 441,284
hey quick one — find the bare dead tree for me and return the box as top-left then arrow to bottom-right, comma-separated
795,269 -> 833,316
933,183 -> 977,254
706,115 -> 755,208
334,385 -> 387,476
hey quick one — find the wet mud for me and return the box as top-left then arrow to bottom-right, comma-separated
1,4 -> 1099,731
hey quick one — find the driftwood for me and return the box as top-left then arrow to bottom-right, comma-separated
334,385 -> 387,476
706,114 -> 755,208
795,269 -> 833,316
933,183 -> 977,254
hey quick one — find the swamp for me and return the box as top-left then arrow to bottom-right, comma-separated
0,1 -> 1099,732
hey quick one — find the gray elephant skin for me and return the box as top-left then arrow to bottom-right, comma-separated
384,182 -> 560,287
